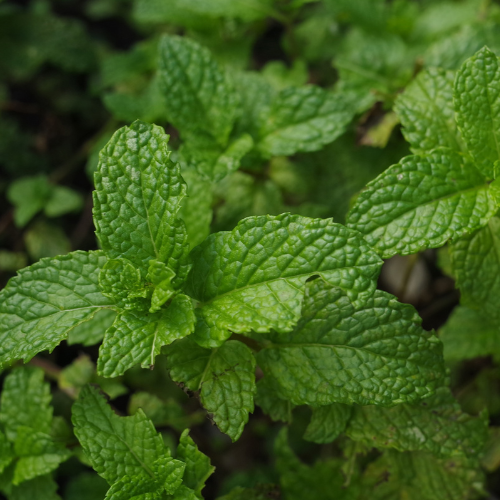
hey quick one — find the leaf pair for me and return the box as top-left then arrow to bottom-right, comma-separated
347,48 -> 500,258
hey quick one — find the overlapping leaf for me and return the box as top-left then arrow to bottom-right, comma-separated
303,404 -> 352,444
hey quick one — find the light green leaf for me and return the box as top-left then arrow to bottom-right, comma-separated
455,46 -> 500,179
8,474 -> 61,500
440,306 -> 500,362
158,35 -> 238,146
104,456 -> 185,500
176,430 -> 214,498
303,404 -> 352,444
93,120 -> 190,282
450,216 -> 500,320
186,213 -> 382,339
59,355 -> 95,398
394,68 -> 463,154
346,387 -> 488,459
44,186 -> 83,218
13,427 -> 71,485
24,221 -> 71,261
255,378 -> 294,424
165,339 -> 256,441
98,294 -> 195,377
0,367 -> 52,441
0,251 -> 114,366
257,279 -> 445,407
257,86 -> 355,158
346,149 -> 497,258
7,175 -> 52,227
67,308 -> 116,347
72,385 -> 167,484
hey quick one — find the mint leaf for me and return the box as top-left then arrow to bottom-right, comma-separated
346,149 -> 497,258
165,339 -> 256,441
186,213 -> 382,340
98,294 -> 195,376
455,46 -> 500,179
0,251 -> 114,366
13,427 -> 71,485
440,306 -> 500,362
158,35 -> 238,146
303,404 -> 352,444
93,121 -> 190,282
346,387 -> 488,459
450,216 -> 500,320
72,385 -> 169,484
44,186 -> 83,218
176,430 -> 214,498
0,368 -> 52,441
8,474 -> 61,500
257,87 -> 355,158
394,68 -> 463,154
257,279 -> 445,406
0,431 -> 13,475
67,309 -> 116,347
255,378 -> 294,424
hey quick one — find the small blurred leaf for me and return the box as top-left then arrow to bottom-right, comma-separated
24,220 -> 71,260
44,186 -> 83,218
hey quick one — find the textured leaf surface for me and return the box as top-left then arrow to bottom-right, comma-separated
450,217 -> 500,320
255,378 -> 294,423
72,385 -> 166,484
176,430 -> 214,498
257,280 -> 445,407
303,404 -> 352,444
0,367 -> 52,441
346,387 -> 488,458
158,35 -> 238,145
347,150 -> 497,258
98,294 -> 195,377
0,251 -> 113,366
257,86 -> 355,157
67,308 -> 116,347
186,213 -> 382,337
394,68 -> 462,154
455,46 -> 500,179
165,339 -> 256,441
440,306 -> 500,362
93,121 -> 190,282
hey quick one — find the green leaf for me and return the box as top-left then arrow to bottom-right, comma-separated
257,87 -> 355,158
450,216 -> 500,320
98,294 -> 195,377
24,221 -> 71,261
176,430 -> 214,498
455,46 -> 500,179
44,186 -> 83,218
0,251 -> 114,366
346,149 -> 497,258
158,35 -> 238,146
67,308 -> 116,347
303,404 -> 352,444
72,385 -> 168,485
93,120 -> 190,282
0,431 -> 13,475
0,367 -> 52,441
186,213 -> 382,339
8,474 -> 61,500
346,387 -> 488,459
255,378 -> 294,423
165,339 -> 256,441
440,306 -> 500,362
13,427 -> 71,485
394,68 -> 463,155
7,175 -> 52,227
257,279 -> 445,407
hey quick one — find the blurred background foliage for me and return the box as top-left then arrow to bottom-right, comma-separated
2,0 -> 500,498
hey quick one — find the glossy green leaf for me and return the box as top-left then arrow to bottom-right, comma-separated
347,149 -> 497,258
93,121 -> 190,282
303,404 -> 352,444
0,251 -> 114,367
346,387 -> 488,458
455,46 -> 500,179
98,294 -> 195,377
165,339 -> 256,441
395,68 -> 462,154
257,279 -> 445,407
186,213 -> 382,340
257,87 -> 355,158
158,35 -> 238,146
